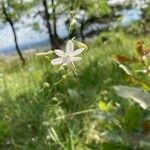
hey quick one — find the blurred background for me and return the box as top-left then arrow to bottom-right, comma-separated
0,0 -> 150,149
0,0 -> 149,56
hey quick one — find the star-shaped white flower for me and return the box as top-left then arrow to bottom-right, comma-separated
51,40 -> 84,66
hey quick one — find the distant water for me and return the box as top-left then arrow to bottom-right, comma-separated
0,18 -> 68,54
121,9 -> 141,26
0,8 -> 140,54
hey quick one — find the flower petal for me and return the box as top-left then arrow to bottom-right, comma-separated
54,50 -> 65,57
62,56 -> 82,66
71,48 -> 84,56
71,57 -> 82,62
51,58 -> 63,65
66,40 -> 74,54
66,57 -> 82,64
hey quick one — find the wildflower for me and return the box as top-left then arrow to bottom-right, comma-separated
51,40 -> 85,66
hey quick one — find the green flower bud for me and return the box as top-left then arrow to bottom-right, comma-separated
70,11 -> 75,17
51,97 -> 59,104
69,18 -> 77,31
73,40 -> 88,50
51,97 -> 58,101
43,82 -> 50,89
62,75 -> 67,80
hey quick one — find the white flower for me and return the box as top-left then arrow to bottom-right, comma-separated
51,40 -> 84,66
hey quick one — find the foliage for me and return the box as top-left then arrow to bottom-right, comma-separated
0,32 -> 150,149
0,0 -> 150,149
113,39 -> 150,149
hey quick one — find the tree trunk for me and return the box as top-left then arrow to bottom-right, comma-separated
80,20 -> 85,42
9,21 -> 25,64
2,2 -> 25,64
51,0 -> 60,48
43,0 -> 59,49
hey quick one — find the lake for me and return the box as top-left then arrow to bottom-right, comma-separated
0,8 -> 140,54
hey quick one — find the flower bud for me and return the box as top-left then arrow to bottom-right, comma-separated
69,18 -> 77,31
70,11 -> 75,17
62,75 -> 67,80
52,97 -> 58,101
43,82 -> 50,89
51,97 -> 59,104
73,40 -> 88,50
142,55 -> 146,61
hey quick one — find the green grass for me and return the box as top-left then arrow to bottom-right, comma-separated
0,31 -> 150,149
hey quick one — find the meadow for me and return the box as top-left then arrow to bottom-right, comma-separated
0,31 -> 150,149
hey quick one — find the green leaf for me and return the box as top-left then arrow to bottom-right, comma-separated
119,64 -> 132,76
102,141 -> 130,150
124,106 -> 142,132
113,86 -> 150,109
49,127 -> 60,143
68,89 -> 79,99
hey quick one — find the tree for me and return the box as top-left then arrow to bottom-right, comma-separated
32,0 -> 60,49
108,0 -> 150,34
136,0 -> 150,33
51,0 -> 59,43
42,0 -> 55,47
0,0 -> 33,64
61,0 -> 113,41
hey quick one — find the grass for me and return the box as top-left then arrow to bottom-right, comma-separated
0,31 -> 150,149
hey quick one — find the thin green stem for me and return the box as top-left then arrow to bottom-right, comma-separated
71,61 -> 78,75
53,108 -> 98,121
50,71 -> 72,92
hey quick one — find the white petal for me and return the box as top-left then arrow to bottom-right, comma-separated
71,57 -> 82,62
54,50 -> 65,57
62,57 -> 82,66
66,40 -> 74,54
71,48 -> 84,56
51,58 -> 63,65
